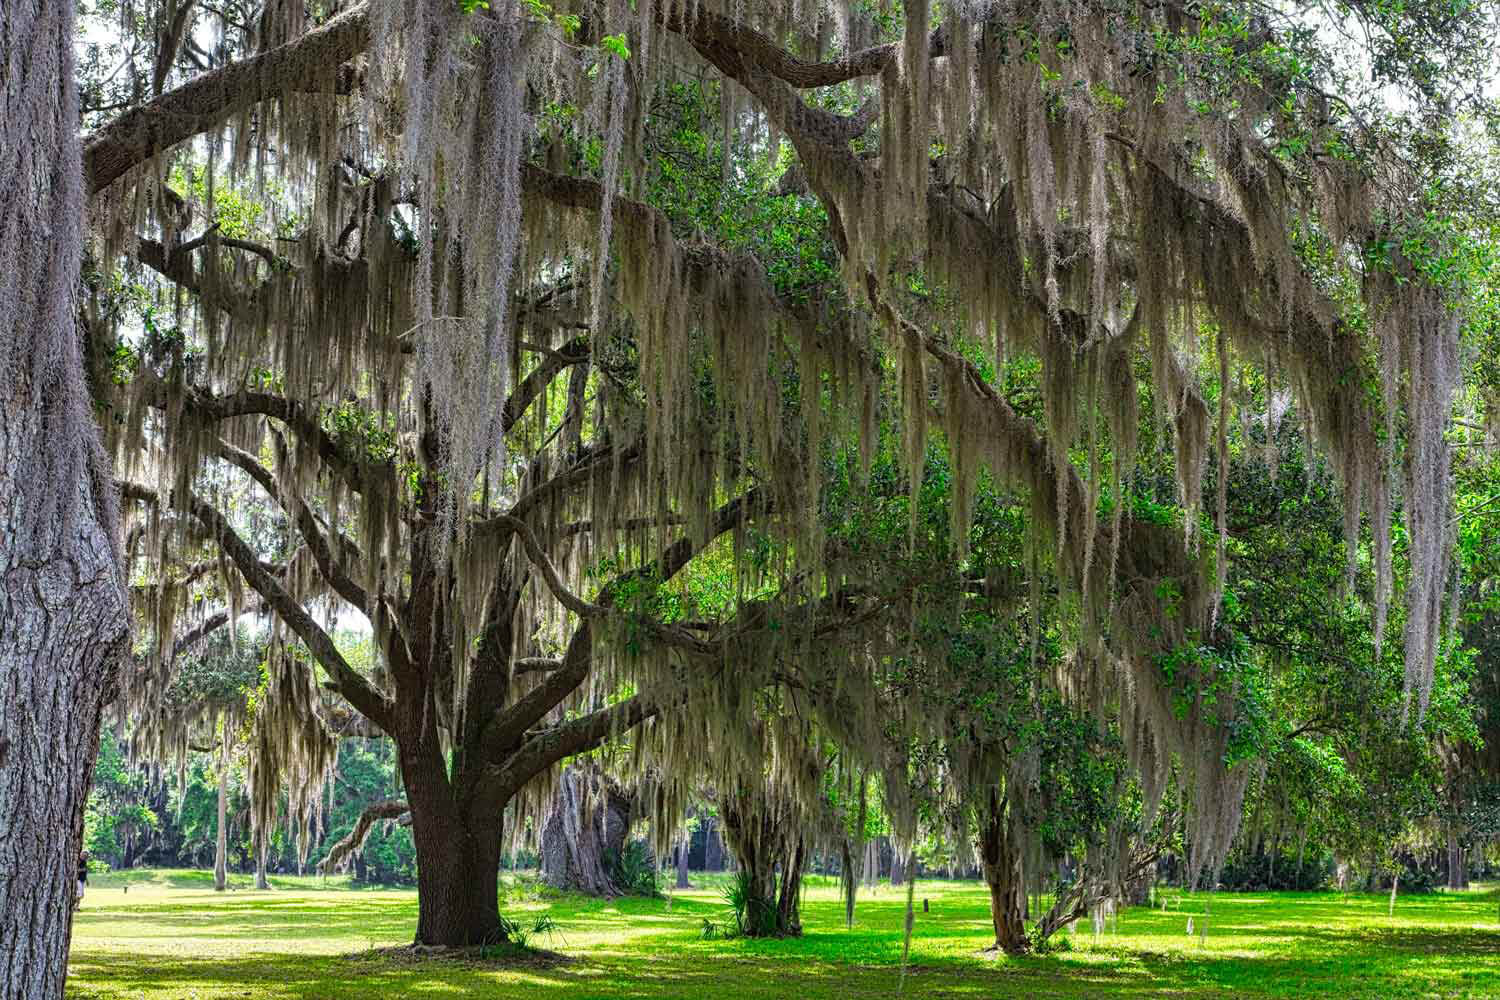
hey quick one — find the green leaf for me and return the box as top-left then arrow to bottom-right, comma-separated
601,33 -> 631,60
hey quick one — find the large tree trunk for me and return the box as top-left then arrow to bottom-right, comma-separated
407,786 -> 505,946
395,717 -> 506,947
0,3 -> 128,997
704,816 -> 725,871
980,793 -> 1030,956
540,767 -> 630,896
775,837 -> 805,936
1123,867 -> 1152,906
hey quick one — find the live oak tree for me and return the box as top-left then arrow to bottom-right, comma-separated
90,2 -> 868,946
56,0 -> 1499,956
821,453 -> 1150,955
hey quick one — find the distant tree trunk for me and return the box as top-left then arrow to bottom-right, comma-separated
254,835 -> 270,890
540,767 -> 630,896
704,817 -> 725,871
980,791 -> 1029,956
1447,829 -> 1467,890
720,792 -> 802,937
840,838 -> 858,927
214,731 -> 230,892
775,837 -> 806,935
890,847 -> 907,886
0,7 -> 128,999
675,835 -> 692,889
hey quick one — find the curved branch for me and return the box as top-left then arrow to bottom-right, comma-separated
658,7 -> 944,89
485,514 -> 605,619
478,487 -> 766,767
501,439 -> 641,523
86,4 -> 372,193
216,438 -> 370,614
487,695 -> 657,809
317,799 -> 409,873
181,487 -> 390,727
140,378 -> 369,490
171,598 -> 270,660
501,335 -> 590,433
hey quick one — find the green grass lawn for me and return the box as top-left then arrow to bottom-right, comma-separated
67,869 -> 1500,998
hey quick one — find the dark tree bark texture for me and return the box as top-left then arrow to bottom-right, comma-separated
1447,829 -> 1468,891
979,792 -> 1030,956
1,1 -> 128,997
675,830 -> 692,889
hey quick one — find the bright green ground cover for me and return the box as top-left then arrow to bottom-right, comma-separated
67,869 -> 1500,998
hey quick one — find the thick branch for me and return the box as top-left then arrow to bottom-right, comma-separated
170,598 -> 269,659
486,695 -> 656,811
85,4 -> 372,193
317,799 -> 409,873
658,7 -> 944,88
143,378 -> 368,490
501,439 -> 641,524
486,514 -> 605,619
217,438 -> 370,613
478,488 -> 766,764
514,657 -> 563,674
180,487 -> 390,727
501,335 -> 590,433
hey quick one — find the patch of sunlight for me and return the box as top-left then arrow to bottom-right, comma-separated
66,874 -> 1500,999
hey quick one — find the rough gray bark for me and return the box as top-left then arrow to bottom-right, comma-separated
0,1 -> 128,997
540,768 -> 631,896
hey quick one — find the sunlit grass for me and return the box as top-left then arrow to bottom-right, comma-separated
67,869 -> 1500,998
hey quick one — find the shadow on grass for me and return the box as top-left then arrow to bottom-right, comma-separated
66,880 -> 1500,999
68,947 -> 1186,999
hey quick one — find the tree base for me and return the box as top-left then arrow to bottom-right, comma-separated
357,942 -> 571,970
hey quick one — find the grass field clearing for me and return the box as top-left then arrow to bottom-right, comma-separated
65,869 -> 1500,998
